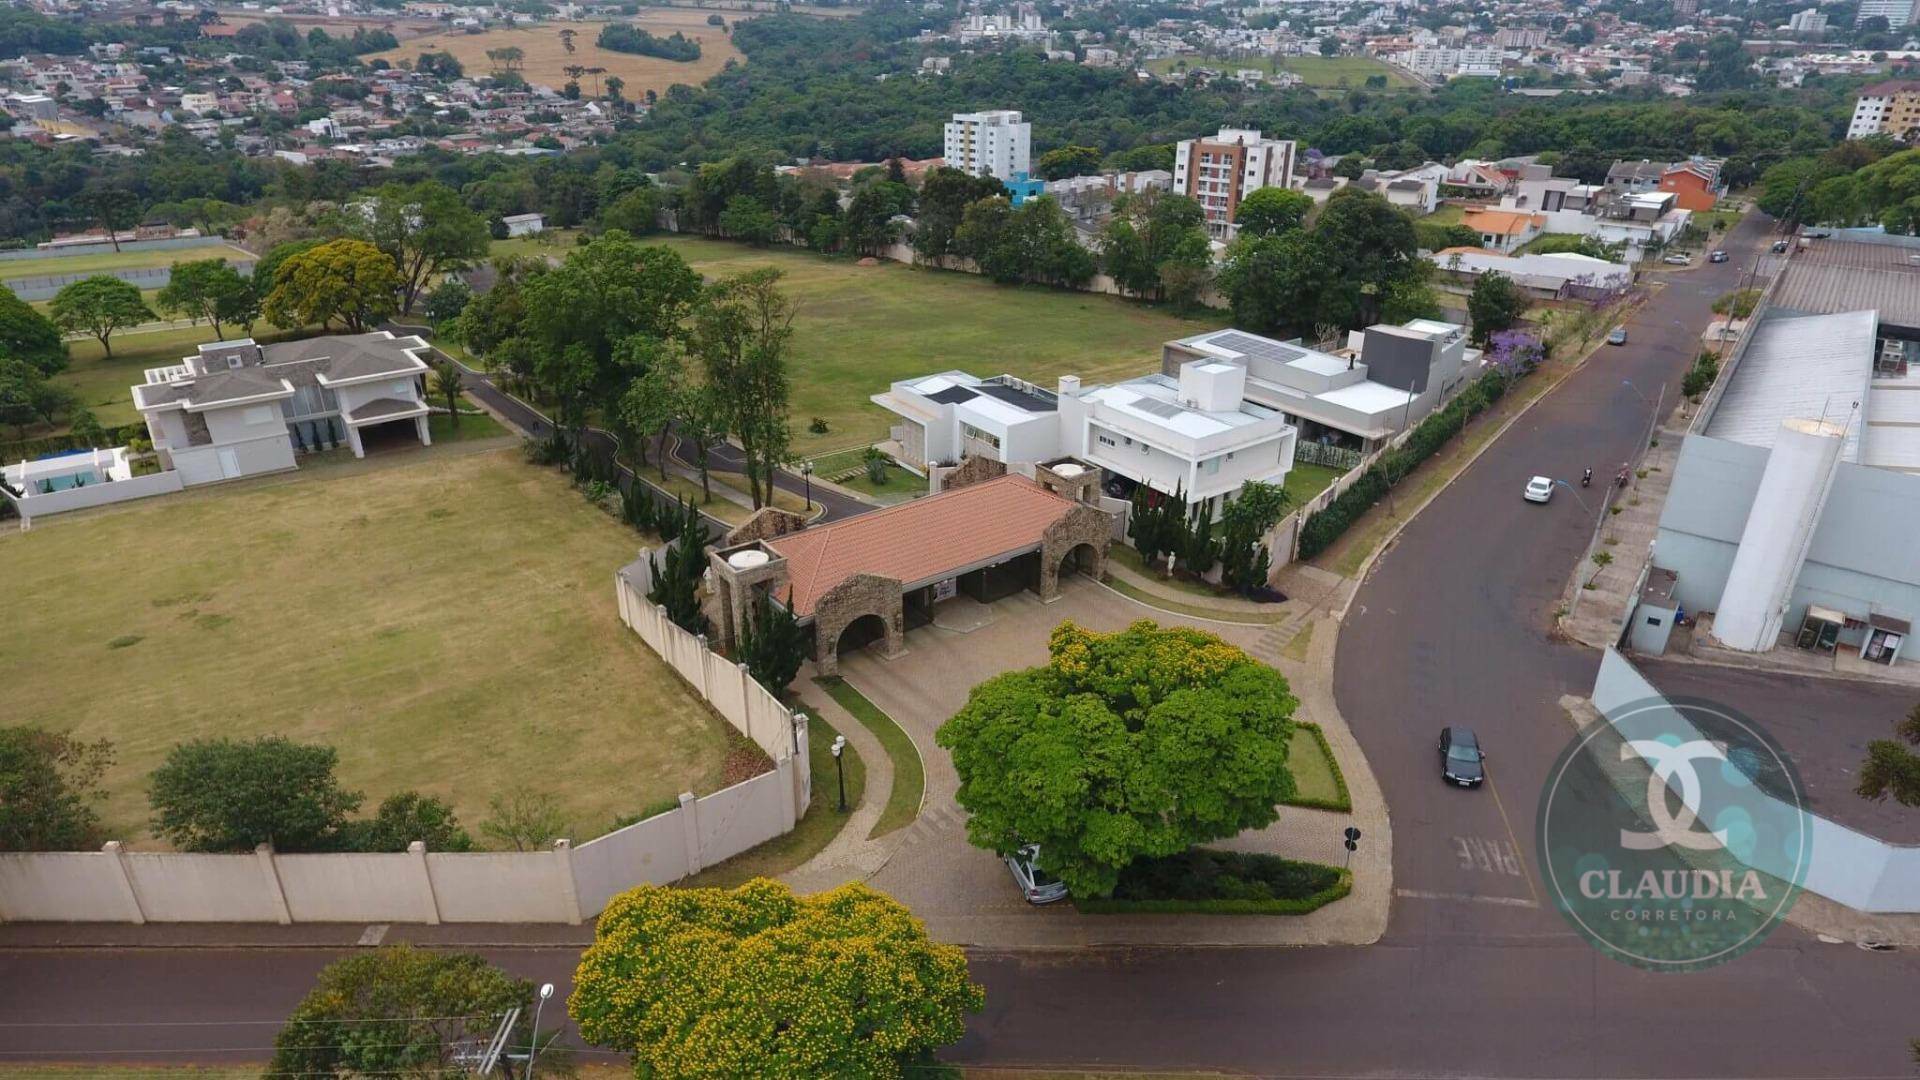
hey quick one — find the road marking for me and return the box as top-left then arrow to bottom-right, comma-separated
1485,774 -> 1542,906
357,924 -> 389,947
1451,835 -> 1524,876
1396,888 -> 1539,909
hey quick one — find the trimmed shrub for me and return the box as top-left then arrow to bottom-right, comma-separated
1076,848 -> 1350,915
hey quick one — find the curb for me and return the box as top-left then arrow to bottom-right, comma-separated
1328,323 -> 1631,624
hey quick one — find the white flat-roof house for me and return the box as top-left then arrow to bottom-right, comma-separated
132,332 -> 433,486
1162,322 -> 1475,454
873,363 -> 1296,513
1060,364 -> 1295,512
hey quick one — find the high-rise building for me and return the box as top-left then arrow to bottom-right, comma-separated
1172,128 -> 1298,238
1787,7 -> 1828,33
942,110 -> 1032,181
1847,80 -> 1920,142
1855,0 -> 1918,26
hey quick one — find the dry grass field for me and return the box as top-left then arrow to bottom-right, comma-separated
374,12 -> 743,96
0,446 -> 734,848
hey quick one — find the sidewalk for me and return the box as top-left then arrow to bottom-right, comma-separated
779,671 -> 903,894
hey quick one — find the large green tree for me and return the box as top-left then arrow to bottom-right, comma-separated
50,276 -> 153,359
0,727 -> 113,852
350,180 -> 491,314
1036,143 -> 1102,181
262,238 -> 401,333
1466,271 -> 1528,346
157,258 -> 259,340
694,267 -> 794,508
1217,229 -> 1330,336
937,620 -> 1299,897
272,946 -> 546,1078
518,231 -> 701,426
571,879 -> 983,1079
1233,186 -> 1314,238
1100,190 -> 1211,302
0,285 -> 67,376
148,736 -> 362,852
1312,187 -> 1425,329
914,167 -> 1009,261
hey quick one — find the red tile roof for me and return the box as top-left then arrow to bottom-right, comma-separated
765,474 -> 1081,618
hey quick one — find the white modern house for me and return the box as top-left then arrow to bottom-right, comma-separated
1060,365 -> 1296,513
501,212 -> 546,237
132,332 -> 433,486
873,364 -> 1296,514
1161,322 -> 1476,455
943,110 -> 1032,181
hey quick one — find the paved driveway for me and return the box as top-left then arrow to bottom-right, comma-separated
843,578 -> 1379,946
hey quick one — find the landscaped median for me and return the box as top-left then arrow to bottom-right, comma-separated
816,675 -> 924,840
1075,849 -> 1352,916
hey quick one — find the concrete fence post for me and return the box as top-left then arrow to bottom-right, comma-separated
255,844 -> 293,925
407,841 -> 441,925
736,661 -> 756,741
677,792 -> 703,877
102,841 -> 146,924
614,572 -> 630,628
551,839 -> 583,925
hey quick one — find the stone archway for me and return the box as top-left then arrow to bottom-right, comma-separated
1038,505 -> 1113,602
811,573 -> 907,677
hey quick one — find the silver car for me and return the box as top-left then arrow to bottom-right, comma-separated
1004,843 -> 1068,904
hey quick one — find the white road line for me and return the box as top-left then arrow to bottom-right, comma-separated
1395,888 -> 1540,909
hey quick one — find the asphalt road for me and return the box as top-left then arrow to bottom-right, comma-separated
10,222 -> 1917,1075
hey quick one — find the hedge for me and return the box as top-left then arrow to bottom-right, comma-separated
1283,722 -> 1354,813
1296,366 -> 1517,559
1075,849 -> 1352,916
0,423 -> 148,463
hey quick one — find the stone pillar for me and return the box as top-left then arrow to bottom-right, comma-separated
883,611 -> 907,658
407,841 -> 441,925
254,843 -> 293,925
676,792 -> 702,876
1038,557 -> 1061,602
550,839 -> 582,925
102,840 -> 146,924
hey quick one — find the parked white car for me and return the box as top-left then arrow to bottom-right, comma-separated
1004,844 -> 1069,904
1524,476 -> 1554,504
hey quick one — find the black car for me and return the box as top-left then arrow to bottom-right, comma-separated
1438,726 -> 1486,788
1771,240 -> 1790,253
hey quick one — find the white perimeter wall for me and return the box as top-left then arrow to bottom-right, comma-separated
0,552 -> 809,924
1593,648 -> 1920,913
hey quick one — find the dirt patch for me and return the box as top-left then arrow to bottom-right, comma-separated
373,13 -> 744,96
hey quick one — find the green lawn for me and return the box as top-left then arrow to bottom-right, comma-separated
1147,53 -> 1416,89
1283,723 -> 1350,811
0,243 -> 255,281
492,234 -> 1225,457
0,447 -> 735,847
1422,203 -> 1467,226
427,406 -> 509,443
816,675 -> 923,839
679,704 -> 866,888
1284,461 -> 1345,508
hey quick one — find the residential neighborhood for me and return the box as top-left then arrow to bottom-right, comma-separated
4,0 -> 1920,1076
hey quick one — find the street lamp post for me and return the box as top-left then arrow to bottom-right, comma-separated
831,734 -> 847,811
802,460 -> 814,515
527,982 -> 554,1080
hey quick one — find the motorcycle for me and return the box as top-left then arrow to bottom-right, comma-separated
1582,468 -> 1592,488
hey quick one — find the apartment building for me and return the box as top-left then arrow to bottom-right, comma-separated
1854,0 -> 1917,27
1847,80 -> 1920,142
942,110 -> 1032,181
1173,127 -> 1298,239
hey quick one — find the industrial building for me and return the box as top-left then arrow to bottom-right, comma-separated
1645,235 -> 1920,669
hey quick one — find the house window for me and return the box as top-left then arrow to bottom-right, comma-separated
1097,434 -> 1117,447
961,423 -> 1000,450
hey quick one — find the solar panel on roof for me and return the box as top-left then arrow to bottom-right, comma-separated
1131,395 -> 1186,419
927,386 -> 978,405
1210,331 -> 1306,364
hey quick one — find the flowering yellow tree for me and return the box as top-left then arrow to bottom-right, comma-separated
570,879 -> 982,1079
938,619 -> 1298,897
